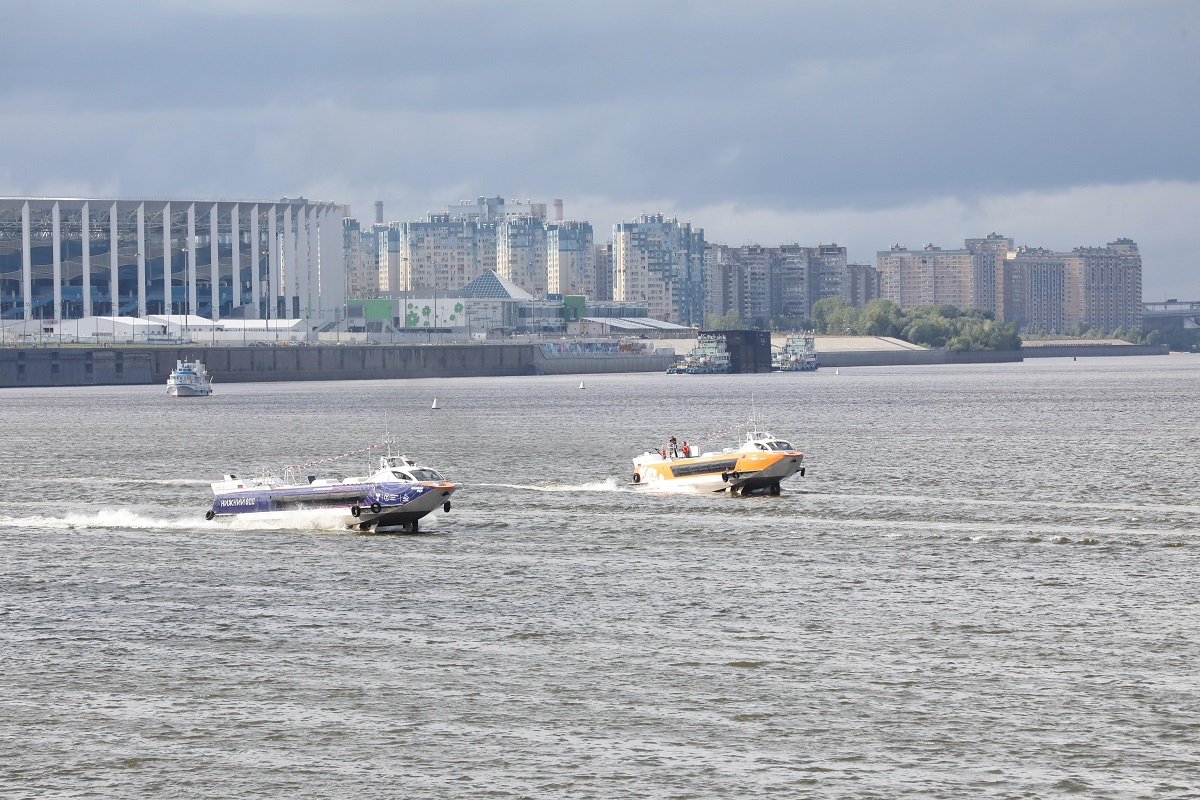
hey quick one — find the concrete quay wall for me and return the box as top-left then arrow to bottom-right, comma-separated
0,343 -> 673,388
535,351 -> 674,375
1021,343 -> 1169,358
818,349 -> 1024,368
0,344 -> 540,388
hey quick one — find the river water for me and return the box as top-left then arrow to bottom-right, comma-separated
2,356 -> 1199,798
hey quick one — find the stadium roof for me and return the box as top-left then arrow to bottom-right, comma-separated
579,317 -> 693,331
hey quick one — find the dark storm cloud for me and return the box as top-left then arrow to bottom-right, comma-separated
2,0 -> 1198,293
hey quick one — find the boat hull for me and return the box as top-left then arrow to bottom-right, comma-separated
167,383 -> 212,397
209,480 -> 456,531
632,450 -> 804,494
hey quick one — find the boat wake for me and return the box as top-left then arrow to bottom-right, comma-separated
478,477 -> 633,493
0,508 -> 354,533
0,508 -> 196,531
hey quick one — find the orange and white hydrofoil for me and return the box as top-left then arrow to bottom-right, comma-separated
631,427 -> 806,495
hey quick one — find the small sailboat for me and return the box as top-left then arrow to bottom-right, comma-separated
431,398 -> 440,410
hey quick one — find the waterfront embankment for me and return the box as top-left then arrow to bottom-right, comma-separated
0,342 -> 676,388
0,336 -> 1170,388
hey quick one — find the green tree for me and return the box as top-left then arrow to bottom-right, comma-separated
857,298 -> 906,337
704,309 -> 744,330
810,297 -> 852,334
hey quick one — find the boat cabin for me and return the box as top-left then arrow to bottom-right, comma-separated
378,454 -> 447,483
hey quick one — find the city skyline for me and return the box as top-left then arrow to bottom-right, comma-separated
3,1 -> 1197,299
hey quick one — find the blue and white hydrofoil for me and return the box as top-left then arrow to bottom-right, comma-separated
207,437 -> 455,532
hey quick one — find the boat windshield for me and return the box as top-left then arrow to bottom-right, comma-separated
756,440 -> 794,451
408,468 -> 444,481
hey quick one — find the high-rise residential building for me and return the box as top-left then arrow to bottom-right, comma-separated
811,244 -> 850,308
446,196 -> 547,224
703,244 -> 772,326
878,242 -> 976,310
1063,238 -> 1142,330
397,214 -> 484,292
497,215 -> 548,296
704,244 -> 735,319
0,196 -> 344,322
775,245 -> 812,319
593,242 -> 613,301
845,263 -> 882,308
613,214 -> 705,326
547,221 -> 595,297
393,198 -> 553,296
1004,247 -> 1066,332
377,224 -> 400,294
705,242 -> 855,324
343,217 -> 380,299
965,233 -> 1014,313
880,234 -> 1142,332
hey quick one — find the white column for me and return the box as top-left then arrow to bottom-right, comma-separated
21,202 -> 32,319
302,203 -> 316,319
136,202 -> 146,317
230,203 -> 240,316
283,206 -> 295,318
325,206 -> 345,313
209,202 -> 219,321
187,204 -> 197,316
162,202 -> 172,316
82,202 -> 91,317
249,204 -> 260,319
296,206 -> 309,320
319,206 -> 331,314
318,207 -> 330,316
109,203 -> 119,317
52,201 -> 62,321
267,205 -> 278,319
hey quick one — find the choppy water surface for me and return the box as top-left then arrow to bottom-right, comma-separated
3,356 -> 1199,798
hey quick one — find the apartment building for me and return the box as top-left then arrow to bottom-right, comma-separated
343,217 -> 380,299
613,214 -> 705,326
880,234 -> 1142,332
593,242 -> 613,301
547,221 -> 595,298
878,243 -> 976,310
496,215 -> 548,296
845,263 -> 882,308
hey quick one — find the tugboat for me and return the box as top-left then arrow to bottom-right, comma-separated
207,433 -> 456,532
631,423 -> 806,495
667,333 -> 732,374
167,358 -> 213,396
772,332 -> 820,372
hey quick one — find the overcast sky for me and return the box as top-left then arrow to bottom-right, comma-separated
3,0 -> 1197,298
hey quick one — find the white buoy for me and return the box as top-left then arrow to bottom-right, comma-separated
431,398 -> 440,409
835,369 -> 839,375
579,380 -> 586,389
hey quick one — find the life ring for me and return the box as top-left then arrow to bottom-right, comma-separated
205,510 -> 215,520
633,473 -> 641,483
370,502 -> 381,514
350,505 -> 361,517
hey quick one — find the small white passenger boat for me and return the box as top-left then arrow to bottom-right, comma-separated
207,434 -> 456,532
632,425 -> 806,495
167,359 -> 213,397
